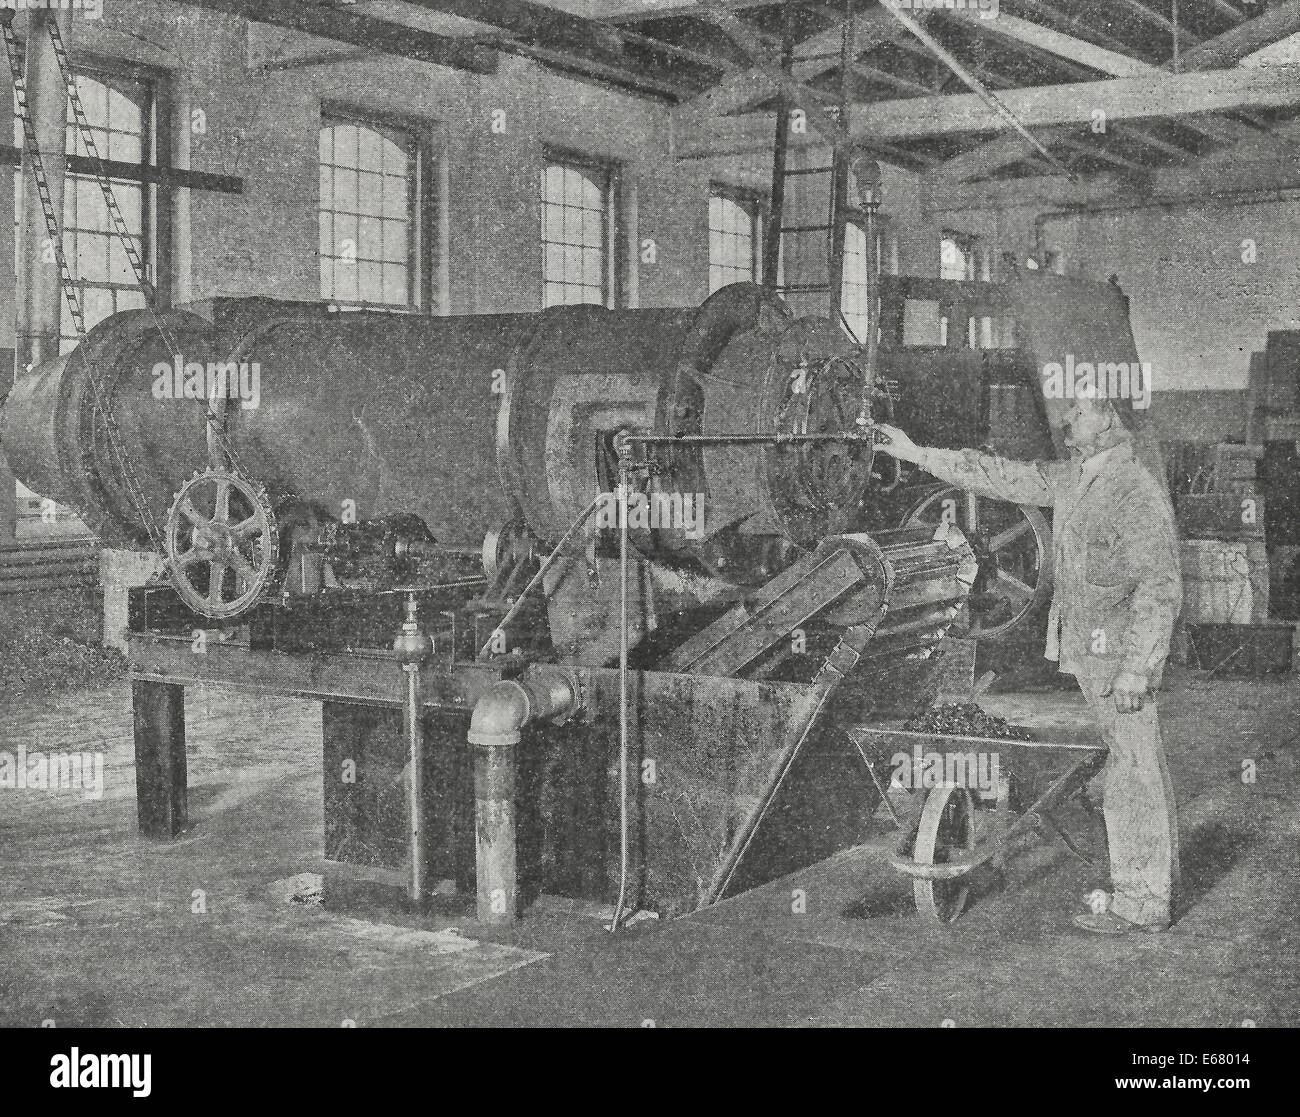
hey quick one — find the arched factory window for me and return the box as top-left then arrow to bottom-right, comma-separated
542,151 -> 618,308
709,185 -> 762,293
319,114 -> 418,309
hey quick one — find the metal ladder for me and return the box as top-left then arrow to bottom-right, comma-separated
762,0 -> 859,338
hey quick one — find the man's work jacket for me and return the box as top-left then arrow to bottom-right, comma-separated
916,440 -> 1183,683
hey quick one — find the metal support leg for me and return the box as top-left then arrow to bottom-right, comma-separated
132,680 -> 188,838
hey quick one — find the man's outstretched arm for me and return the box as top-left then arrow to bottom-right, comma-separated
874,423 -> 1060,508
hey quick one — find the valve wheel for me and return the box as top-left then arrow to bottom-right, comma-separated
912,784 -> 978,924
165,468 -> 278,619
902,485 -> 1052,643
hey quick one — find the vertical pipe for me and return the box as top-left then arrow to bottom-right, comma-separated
16,5 -> 74,372
404,665 -> 426,904
469,672 -> 577,926
1172,0 -> 1180,74
609,442 -> 631,933
827,0 -> 854,325
394,592 -> 432,905
473,738 -> 517,925
762,4 -> 796,290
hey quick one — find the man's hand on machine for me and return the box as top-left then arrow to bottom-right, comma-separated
872,423 -> 923,464
1101,668 -> 1150,714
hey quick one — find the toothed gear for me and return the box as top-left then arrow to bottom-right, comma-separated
164,467 -> 279,619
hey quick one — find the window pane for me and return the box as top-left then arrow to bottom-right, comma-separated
383,264 -> 407,304
382,174 -> 407,219
381,220 -> 407,263
75,77 -> 108,127
320,115 -> 414,308
358,126 -> 383,168
358,261 -> 383,304
708,188 -> 759,294
357,171 -> 383,217
841,221 -> 871,342
110,129 -> 142,164
334,169 -> 358,212
358,216 -> 382,260
83,286 -> 113,329
542,155 -> 610,308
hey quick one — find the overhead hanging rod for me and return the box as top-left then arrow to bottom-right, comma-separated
880,4 -> 1077,180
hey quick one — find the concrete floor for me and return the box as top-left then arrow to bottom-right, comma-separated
1,668 -> 1297,1028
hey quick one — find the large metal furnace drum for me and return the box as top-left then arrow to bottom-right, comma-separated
0,309 -> 217,543
0,285 -> 876,583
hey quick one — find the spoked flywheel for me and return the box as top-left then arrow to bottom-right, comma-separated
902,485 -> 1052,643
165,468 -> 278,619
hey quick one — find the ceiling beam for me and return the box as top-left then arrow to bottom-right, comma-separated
675,5 -> 910,121
1178,0 -> 1300,68
926,152 -> 1300,214
676,0 -> 850,147
387,0 -> 741,93
496,40 -> 694,97
1053,134 -> 1151,174
397,0 -> 624,58
1011,0 -> 1162,59
921,172 -> 1135,213
1202,0 -> 1246,25
677,62 -> 1300,155
177,0 -> 498,72
925,1 -> 1300,183
604,0 -> 792,23
1106,0 -> 1198,49
926,46 -> 1196,174
975,12 -> 1159,77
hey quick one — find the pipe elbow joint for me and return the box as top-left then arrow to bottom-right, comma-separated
468,680 -> 531,749
467,670 -> 580,749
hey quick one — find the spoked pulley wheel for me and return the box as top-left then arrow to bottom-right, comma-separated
912,784 -> 978,924
165,467 -> 278,619
902,485 -> 1051,642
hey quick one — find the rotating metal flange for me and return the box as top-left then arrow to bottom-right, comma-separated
165,467 -> 279,619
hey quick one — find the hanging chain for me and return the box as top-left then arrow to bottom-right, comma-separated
2,13 -> 164,549
4,14 -> 262,556
47,16 -> 248,477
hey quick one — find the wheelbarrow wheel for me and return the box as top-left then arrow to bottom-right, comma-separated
913,785 -> 977,924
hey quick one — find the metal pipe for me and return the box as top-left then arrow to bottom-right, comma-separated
393,591 -> 433,905
405,666 -> 425,903
467,670 -> 579,925
628,432 -> 875,445
15,4 -> 74,372
609,443 -> 632,933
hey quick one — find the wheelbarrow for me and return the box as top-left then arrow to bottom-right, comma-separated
846,726 -> 1108,924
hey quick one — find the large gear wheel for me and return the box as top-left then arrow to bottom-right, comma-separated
165,467 -> 279,619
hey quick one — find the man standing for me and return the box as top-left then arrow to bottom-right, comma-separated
874,397 -> 1183,933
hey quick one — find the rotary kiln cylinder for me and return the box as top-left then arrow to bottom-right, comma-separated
0,285 -> 872,570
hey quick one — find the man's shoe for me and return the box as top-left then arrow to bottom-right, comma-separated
1073,911 -> 1169,935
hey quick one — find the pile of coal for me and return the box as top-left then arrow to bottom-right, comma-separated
0,590 -> 126,700
0,632 -> 126,700
903,702 -> 1033,740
